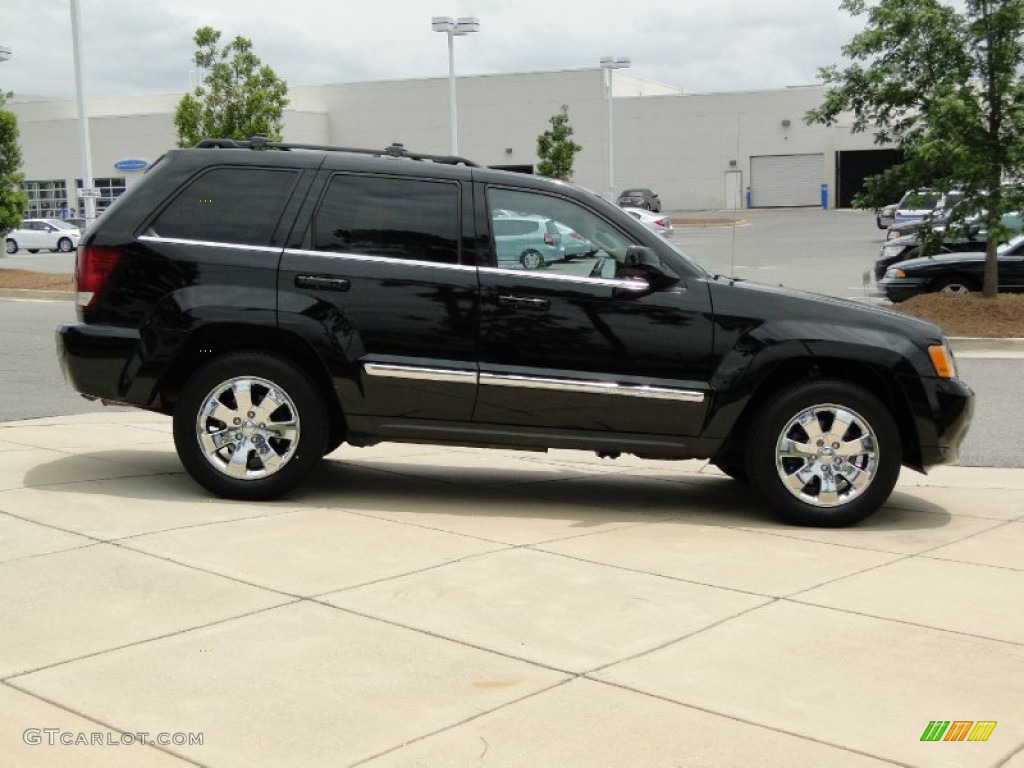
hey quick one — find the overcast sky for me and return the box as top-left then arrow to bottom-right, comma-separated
2,0 -> 867,101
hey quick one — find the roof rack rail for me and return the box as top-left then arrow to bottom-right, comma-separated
192,136 -> 479,167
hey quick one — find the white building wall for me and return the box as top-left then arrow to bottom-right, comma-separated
9,70 -> 884,214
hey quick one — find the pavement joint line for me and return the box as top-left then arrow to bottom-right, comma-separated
690,512 -> 1011,559
527,545 -> 781,601
0,540 -> 104,567
918,551 -> 1023,573
782,598 -> 1024,648
0,469 -> 184,495
1,600 -> 301,684
581,677 -> 914,768
1,681 -> 209,768
996,740 -> 1024,768
345,679 -> 578,768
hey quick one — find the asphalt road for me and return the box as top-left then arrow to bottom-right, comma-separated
0,292 -> 1018,468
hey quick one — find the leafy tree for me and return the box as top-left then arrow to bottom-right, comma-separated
0,90 -> 28,233
174,26 -> 289,147
807,0 -> 1024,297
536,105 -> 583,181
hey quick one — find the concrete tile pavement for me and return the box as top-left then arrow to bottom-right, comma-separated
0,411 -> 1022,767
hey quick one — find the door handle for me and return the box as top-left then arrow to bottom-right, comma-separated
295,275 -> 350,292
497,295 -> 550,311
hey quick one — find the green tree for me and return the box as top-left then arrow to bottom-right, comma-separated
0,90 -> 27,234
536,105 -> 583,181
807,0 -> 1024,297
174,26 -> 289,147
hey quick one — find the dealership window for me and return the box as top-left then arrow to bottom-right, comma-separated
76,177 -> 127,216
23,180 -> 70,219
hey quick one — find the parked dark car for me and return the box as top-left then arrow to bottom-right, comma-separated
878,235 -> 1024,302
874,212 -> 1023,281
57,138 -> 973,528
617,188 -> 661,211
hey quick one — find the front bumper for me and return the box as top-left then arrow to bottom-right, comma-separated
906,375 -> 975,469
878,276 -> 930,303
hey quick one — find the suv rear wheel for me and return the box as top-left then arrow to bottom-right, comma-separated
172,353 -> 328,500
745,379 -> 901,527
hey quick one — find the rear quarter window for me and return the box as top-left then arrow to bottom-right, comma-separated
312,174 -> 460,264
148,167 -> 299,246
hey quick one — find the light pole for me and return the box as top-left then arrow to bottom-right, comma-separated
431,16 -> 479,156
70,0 -> 96,223
600,56 -> 630,202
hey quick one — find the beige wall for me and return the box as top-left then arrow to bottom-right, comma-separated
10,70 -> 884,213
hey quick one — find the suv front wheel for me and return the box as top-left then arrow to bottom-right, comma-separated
745,379 -> 901,527
173,353 -> 329,500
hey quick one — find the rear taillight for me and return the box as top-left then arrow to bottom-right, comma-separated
655,218 -> 669,227
76,246 -> 121,310
544,231 -> 554,246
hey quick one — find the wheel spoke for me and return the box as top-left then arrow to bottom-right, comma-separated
830,408 -> 856,439
837,463 -> 873,491
252,387 -> 287,423
199,428 -> 232,456
836,434 -> 873,457
783,468 -> 814,493
779,438 -> 816,457
223,440 -> 252,478
231,380 -> 255,415
203,398 -> 238,426
797,411 -> 824,441
264,422 -> 298,443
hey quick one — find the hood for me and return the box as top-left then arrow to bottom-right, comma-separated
707,275 -> 944,340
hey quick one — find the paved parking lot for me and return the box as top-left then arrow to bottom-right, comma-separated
2,410 -> 1023,767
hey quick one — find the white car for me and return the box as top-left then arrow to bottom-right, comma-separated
5,219 -> 81,254
622,206 -> 673,237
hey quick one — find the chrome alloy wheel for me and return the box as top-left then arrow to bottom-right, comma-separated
195,376 -> 300,480
774,403 -> 879,508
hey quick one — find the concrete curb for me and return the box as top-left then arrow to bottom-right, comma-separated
0,288 -> 72,301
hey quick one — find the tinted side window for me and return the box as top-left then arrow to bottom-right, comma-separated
313,174 -> 460,264
150,167 -> 298,246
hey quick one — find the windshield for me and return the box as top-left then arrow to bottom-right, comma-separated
49,220 -> 80,230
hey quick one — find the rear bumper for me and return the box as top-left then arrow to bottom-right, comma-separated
56,323 -> 149,405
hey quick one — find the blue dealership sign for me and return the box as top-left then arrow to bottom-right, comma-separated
114,158 -> 148,172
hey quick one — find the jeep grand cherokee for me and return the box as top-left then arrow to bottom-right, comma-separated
57,139 -> 974,527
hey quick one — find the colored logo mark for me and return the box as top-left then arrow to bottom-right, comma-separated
920,721 -> 997,742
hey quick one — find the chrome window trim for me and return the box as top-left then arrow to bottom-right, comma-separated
283,247 -> 477,273
479,266 -> 649,292
364,363 -> 478,384
480,373 -> 705,403
138,235 -> 282,255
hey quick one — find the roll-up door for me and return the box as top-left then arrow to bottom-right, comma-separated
750,154 -> 823,207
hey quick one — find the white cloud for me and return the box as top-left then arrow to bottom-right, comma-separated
1,0 -> 866,100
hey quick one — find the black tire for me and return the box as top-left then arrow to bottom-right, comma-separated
3,239 -> 14,255
744,379 -> 901,527
932,275 -> 978,296
520,249 -> 544,269
172,353 -> 328,500
57,237 -> 74,252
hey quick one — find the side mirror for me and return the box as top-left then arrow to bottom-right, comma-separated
618,245 -> 678,294
624,245 -> 661,270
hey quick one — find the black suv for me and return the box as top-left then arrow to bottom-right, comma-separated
57,139 -> 973,527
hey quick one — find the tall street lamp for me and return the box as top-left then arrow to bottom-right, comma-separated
70,0 -> 96,222
431,16 -> 479,156
600,56 -> 630,202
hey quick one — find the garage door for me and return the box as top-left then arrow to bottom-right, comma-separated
750,154 -> 823,207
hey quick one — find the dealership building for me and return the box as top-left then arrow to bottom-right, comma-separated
9,68 -> 893,219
